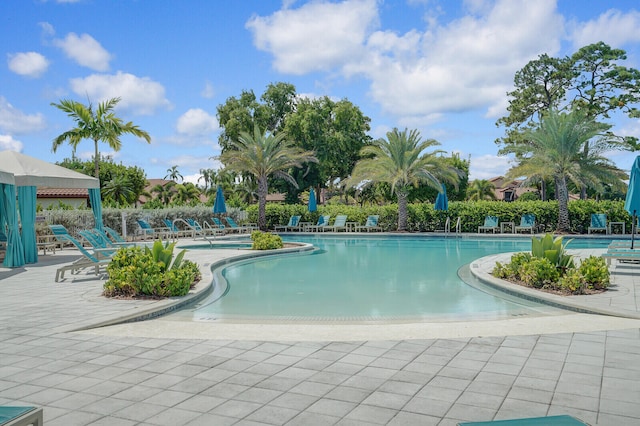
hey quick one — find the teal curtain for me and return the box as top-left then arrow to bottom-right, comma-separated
18,186 -> 37,264
0,188 -> 6,242
2,183 -> 25,268
88,188 -> 104,232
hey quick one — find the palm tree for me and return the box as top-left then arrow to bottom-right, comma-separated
165,165 -> 183,183
175,182 -> 201,205
51,97 -> 151,178
508,109 -> 626,232
102,175 -> 134,205
466,179 -> 497,201
218,125 -> 317,230
348,128 -> 461,231
198,168 -> 216,193
151,181 -> 176,205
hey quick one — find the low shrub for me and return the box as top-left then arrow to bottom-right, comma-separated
251,231 -> 283,250
103,242 -> 200,298
519,257 -> 560,288
577,255 -> 610,290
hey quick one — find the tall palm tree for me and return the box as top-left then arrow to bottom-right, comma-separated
466,179 -> 497,201
218,125 -> 317,230
198,168 -> 216,193
151,181 -> 176,205
508,109 -> 626,232
51,97 -> 151,178
165,165 -> 183,183
348,128 -> 461,231
175,182 -> 201,205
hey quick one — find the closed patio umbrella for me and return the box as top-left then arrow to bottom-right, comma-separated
624,156 -> 640,249
213,186 -> 227,214
308,188 -> 317,212
434,183 -> 448,211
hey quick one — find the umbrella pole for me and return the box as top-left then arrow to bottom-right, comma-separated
633,212 -> 637,250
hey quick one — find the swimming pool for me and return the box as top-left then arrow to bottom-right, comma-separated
183,236 -> 610,322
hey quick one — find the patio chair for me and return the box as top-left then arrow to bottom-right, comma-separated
514,214 -> 536,234
186,218 -> 223,238
225,216 -> 257,233
588,213 -> 608,234
210,217 -> 227,232
135,219 -> 170,240
306,215 -> 331,232
458,414 -> 588,425
48,225 -> 113,282
0,406 -> 43,426
325,215 -> 348,232
478,216 -> 499,233
355,215 -> 381,232
162,219 -> 193,239
275,215 -> 302,232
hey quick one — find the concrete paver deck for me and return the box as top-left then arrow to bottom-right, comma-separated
0,237 -> 639,425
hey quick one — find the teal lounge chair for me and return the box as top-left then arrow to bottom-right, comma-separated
136,219 -> 170,240
514,214 -> 536,234
458,414 -> 588,425
49,225 -> 113,282
306,215 -> 331,232
478,215 -> 499,233
211,217 -> 227,232
0,406 -> 43,426
225,216 -> 257,233
326,215 -> 348,232
275,215 -> 301,232
186,218 -> 223,237
104,226 -> 135,246
162,219 -> 193,239
355,215 -> 381,232
588,213 -> 608,234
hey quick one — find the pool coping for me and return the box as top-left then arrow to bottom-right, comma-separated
469,250 -> 640,320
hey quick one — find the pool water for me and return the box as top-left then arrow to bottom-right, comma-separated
187,236 -> 610,322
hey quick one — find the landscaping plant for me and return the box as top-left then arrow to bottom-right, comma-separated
251,230 -> 283,250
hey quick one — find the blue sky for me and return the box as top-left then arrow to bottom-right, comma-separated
2,0 -> 640,185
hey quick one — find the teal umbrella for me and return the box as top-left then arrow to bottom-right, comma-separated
624,155 -> 640,249
308,188 -> 317,212
434,183 -> 448,211
213,186 -> 227,214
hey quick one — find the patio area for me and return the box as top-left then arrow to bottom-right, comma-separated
0,238 -> 639,425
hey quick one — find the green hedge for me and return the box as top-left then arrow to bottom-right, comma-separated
248,200 -> 631,233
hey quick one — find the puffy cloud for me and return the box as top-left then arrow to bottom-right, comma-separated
7,52 -> 50,78
0,135 -> 24,152
69,71 -> 171,115
53,32 -> 112,71
468,154 -> 513,180
246,0 -> 378,74
38,22 -> 56,37
569,9 -> 640,49
0,97 -> 46,134
176,108 -> 218,135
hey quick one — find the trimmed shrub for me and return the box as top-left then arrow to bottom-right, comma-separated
251,231 -> 283,250
519,257 -> 560,288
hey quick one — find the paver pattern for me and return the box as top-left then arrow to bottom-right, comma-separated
0,241 -> 639,425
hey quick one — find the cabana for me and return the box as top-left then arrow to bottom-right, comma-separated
0,151 -> 101,267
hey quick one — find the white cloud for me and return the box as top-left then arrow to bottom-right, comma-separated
7,52 -> 50,78
468,154 -> 513,180
69,71 -> 171,115
38,22 -> 55,37
176,108 -> 218,135
569,9 -> 640,49
53,32 -> 112,71
201,81 -> 215,99
246,0 -> 378,74
0,97 -> 46,134
0,135 -> 24,151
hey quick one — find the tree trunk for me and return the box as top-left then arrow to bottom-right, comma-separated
556,176 -> 571,232
541,180 -> 546,201
93,139 -> 100,178
258,175 -> 268,231
397,190 -> 408,231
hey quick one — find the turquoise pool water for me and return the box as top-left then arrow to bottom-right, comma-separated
187,236 -> 610,322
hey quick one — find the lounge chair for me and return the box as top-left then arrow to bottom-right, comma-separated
0,406 -> 43,426
325,215 -> 348,232
211,217 -> 227,233
225,216 -> 257,233
602,247 -> 640,266
514,213 -> 536,234
458,414 -> 588,425
186,218 -> 223,237
275,215 -> 302,232
478,215 -> 499,233
306,215 -> 331,232
355,215 -> 381,232
162,219 -> 193,239
135,219 -> 170,240
49,225 -> 113,282
104,226 -> 136,246
588,213 -> 608,234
